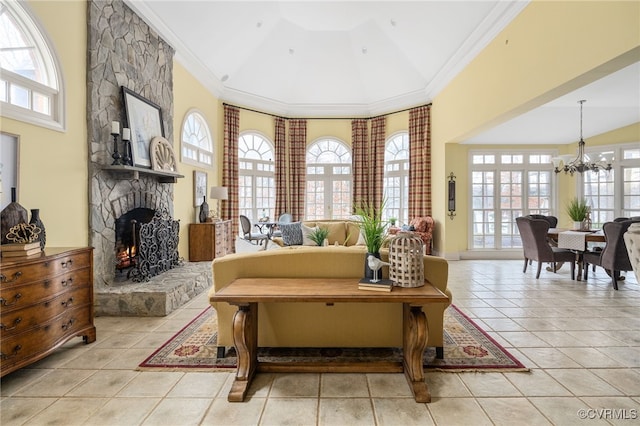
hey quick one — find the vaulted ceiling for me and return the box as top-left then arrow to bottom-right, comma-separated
125,1 -> 639,145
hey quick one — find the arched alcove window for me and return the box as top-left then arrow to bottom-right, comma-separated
306,138 -> 351,219
383,132 -> 409,225
0,1 -> 64,130
238,132 -> 275,221
181,110 -> 213,167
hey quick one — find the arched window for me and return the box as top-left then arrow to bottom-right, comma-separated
306,138 -> 351,220
384,132 -> 410,225
181,110 -> 213,167
238,132 -> 275,222
0,1 -> 64,130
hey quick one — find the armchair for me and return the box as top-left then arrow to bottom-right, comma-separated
408,216 -> 434,255
583,219 -> 640,289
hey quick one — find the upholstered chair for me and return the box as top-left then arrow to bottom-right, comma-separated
408,216 -> 435,255
515,216 -> 576,279
624,223 -> 640,284
583,219 -> 640,289
239,215 -> 269,246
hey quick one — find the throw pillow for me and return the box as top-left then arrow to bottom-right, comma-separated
301,223 -> 318,246
280,222 -> 303,246
316,222 -> 346,245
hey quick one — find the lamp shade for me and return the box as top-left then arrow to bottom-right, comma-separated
209,186 -> 228,200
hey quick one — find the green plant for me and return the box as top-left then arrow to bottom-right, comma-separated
566,197 -> 590,221
355,199 -> 388,254
388,217 -> 397,226
309,227 -> 330,246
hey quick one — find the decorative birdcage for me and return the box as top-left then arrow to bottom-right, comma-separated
388,232 -> 424,288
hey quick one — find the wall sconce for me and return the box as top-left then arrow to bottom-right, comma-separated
448,172 -> 456,220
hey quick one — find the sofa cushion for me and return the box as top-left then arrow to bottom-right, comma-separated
316,221 -> 347,245
301,223 -> 318,246
280,222 -> 303,245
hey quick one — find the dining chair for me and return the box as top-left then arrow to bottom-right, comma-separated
582,219 -> 640,289
516,216 -> 576,279
239,215 -> 269,246
271,212 -> 293,238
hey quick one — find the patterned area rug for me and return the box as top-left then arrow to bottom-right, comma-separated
138,305 -> 527,372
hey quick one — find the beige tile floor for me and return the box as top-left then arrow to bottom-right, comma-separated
1,255 -> 639,425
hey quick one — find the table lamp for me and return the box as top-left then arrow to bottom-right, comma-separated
209,186 -> 228,220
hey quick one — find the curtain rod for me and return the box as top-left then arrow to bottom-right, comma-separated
221,102 -> 432,121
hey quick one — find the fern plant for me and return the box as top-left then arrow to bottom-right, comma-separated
355,199 -> 388,254
566,197 -> 589,222
309,227 -> 330,246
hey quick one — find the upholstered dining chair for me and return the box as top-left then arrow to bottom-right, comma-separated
582,219 -> 640,290
239,215 -> 269,246
271,212 -> 293,238
516,216 -> 576,279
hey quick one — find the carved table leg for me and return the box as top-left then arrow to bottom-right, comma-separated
228,303 -> 258,402
403,304 -> 430,403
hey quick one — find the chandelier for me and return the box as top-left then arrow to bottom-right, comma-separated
551,100 -> 613,175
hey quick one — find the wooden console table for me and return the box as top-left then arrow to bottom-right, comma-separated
211,278 -> 448,403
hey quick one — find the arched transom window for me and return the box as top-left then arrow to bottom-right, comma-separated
306,138 -> 351,220
181,110 -> 213,167
383,132 -> 410,225
238,132 -> 275,222
0,1 -> 64,130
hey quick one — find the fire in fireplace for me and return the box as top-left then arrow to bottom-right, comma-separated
115,207 -> 155,273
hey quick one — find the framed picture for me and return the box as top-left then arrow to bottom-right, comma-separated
122,87 -> 164,168
194,171 -> 207,207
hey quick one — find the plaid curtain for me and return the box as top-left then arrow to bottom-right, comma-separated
288,119 -> 307,221
408,105 -> 432,218
371,116 -> 386,210
274,117 -> 287,218
351,119 -> 369,210
222,105 -> 240,237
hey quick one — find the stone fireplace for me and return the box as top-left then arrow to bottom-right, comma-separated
87,0 -> 210,316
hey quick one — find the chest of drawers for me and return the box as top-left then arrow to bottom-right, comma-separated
1,247 -> 96,377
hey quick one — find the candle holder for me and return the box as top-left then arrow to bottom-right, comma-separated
111,132 -> 124,165
122,138 -> 132,166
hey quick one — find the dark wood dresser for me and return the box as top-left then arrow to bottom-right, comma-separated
1,247 -> 96,377
189,220 -> 234,261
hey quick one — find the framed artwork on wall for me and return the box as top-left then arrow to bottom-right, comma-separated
122,87 -> 164,168
194,171 -> 207,207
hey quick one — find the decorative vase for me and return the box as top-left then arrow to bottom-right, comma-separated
388,232 -> 424,288
199,196 -> 209,223
29,209 -> 46,250
572,221 -> 583,230
1,188 -> 29,244
364,251 -> 381,280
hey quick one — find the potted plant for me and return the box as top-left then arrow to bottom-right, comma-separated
355,200 -> 388,278
309,227 -> 330,246
566,197 -> 590,230
388,217 -> 397,227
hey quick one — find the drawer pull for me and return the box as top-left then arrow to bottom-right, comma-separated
0,345 -> 22,360
0,271 -> 23,283
61,297 -> 74,308
61,277 -> 74,287
61,318 -> 75,330
61,259 -> 73,268
0,293 -> 22,307
0,317 -> 22,331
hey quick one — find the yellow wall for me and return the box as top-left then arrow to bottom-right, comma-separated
0,0 -> 88,247
432,0 -> 640,257
172,62 -> 222,257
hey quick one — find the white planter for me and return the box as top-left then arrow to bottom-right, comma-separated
572,221 -> 583,230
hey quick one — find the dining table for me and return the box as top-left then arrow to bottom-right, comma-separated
547,228 -> 606,280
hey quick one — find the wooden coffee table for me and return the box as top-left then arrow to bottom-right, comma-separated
211,278 -> 449,403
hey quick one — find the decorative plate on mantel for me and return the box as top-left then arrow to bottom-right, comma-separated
150,136 -> 178,173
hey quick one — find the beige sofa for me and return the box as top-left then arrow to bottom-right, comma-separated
209,246 -> 451,358
271,220 -> 364,247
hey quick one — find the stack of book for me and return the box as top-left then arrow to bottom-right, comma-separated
358,278 -> 394,292
1,242 -> 42,258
